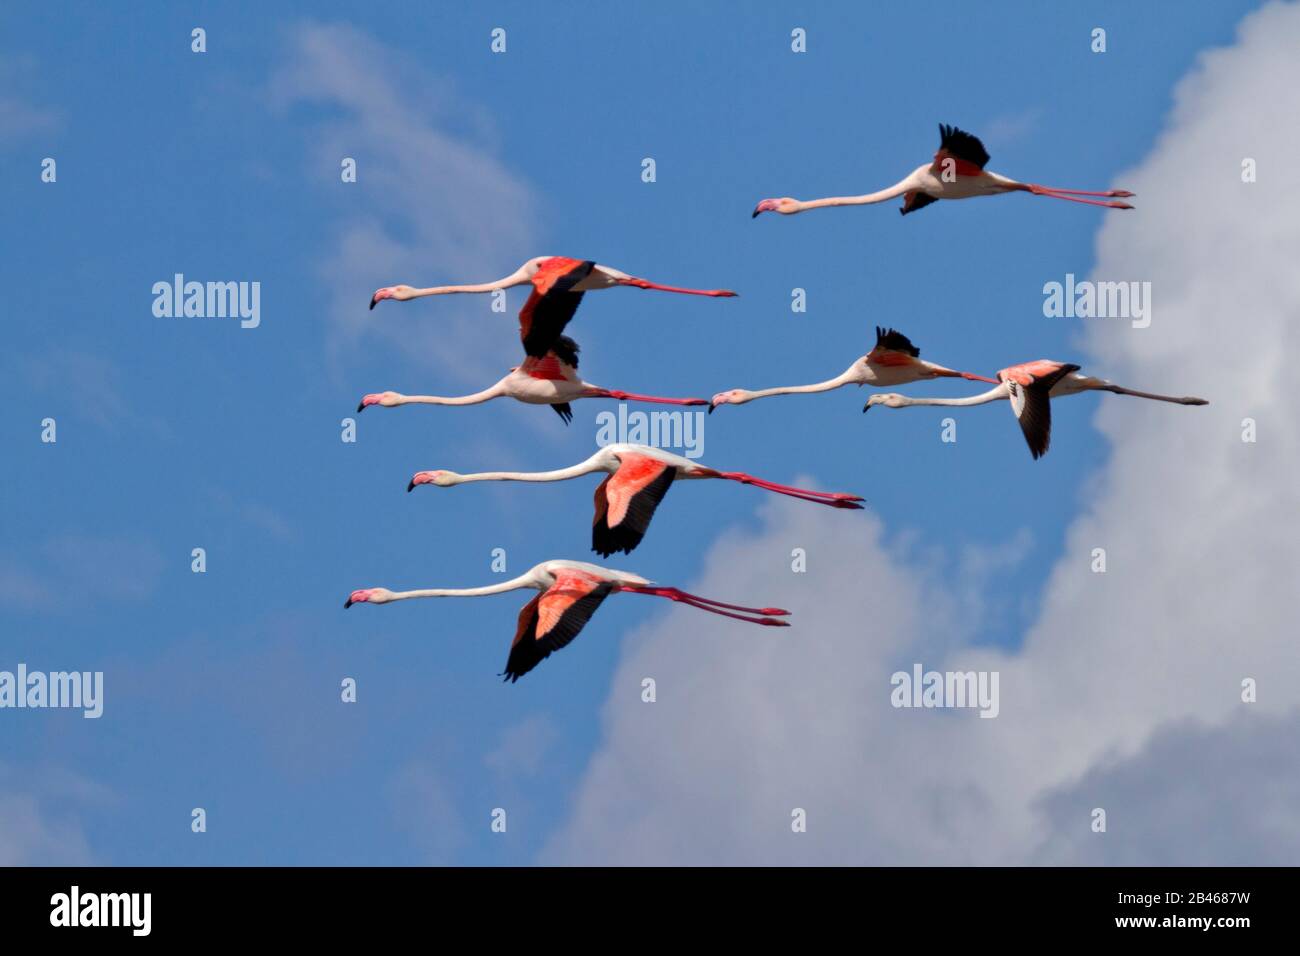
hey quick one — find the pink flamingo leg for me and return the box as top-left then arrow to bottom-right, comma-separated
617,277 -> 738,298
716,472 -> 865,509
1027,185 -> 1135,198
619,585 -> 790,625
1025,184 -> 1134,209
588,389 -> 709,406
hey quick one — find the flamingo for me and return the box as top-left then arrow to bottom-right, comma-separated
371,256 -> 736,361
408,443 -> 864,557
753,124 -> 1135,218
357,335 -> 707,425
863,360 -> 1209,459
710,327 -> 999,412
344,559 -> 790,682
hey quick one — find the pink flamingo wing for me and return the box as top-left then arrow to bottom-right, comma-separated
592,455 -> 676,556
502,570 -> 615,682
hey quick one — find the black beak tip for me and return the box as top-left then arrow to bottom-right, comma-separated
344,598 -> 353,609
751,208 -> 761,219
707,404 -> 716,415
356,402 -> 365,413
406,480 -> 416,493
368,296 -> 378,310
862,403 -> 870,413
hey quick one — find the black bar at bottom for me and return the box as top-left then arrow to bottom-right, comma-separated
0,866 -> 1278,940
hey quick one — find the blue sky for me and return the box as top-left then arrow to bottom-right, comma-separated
0,0 -> 1280,865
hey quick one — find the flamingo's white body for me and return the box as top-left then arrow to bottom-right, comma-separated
864,360 -> 1209,459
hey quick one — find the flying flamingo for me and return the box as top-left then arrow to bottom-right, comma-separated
864,360 -> 1208,459
710,327 -> 999,412
753,124 -> 1135,219
357,336 -> 706,424
344,559 -> 790,682
371,256 -> 737,360
408,443 -> 864,557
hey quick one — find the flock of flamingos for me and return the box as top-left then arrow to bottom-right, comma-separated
345,125 -> 1208,682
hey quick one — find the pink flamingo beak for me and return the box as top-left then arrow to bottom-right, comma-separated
344,589 -> 374,608
752,199 -> 780,218
369,288 -> 394,310
357,393 -> 382,413
407,471 -> 436,492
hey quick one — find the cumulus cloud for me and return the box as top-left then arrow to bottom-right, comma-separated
1033,710 -> 1300,865
270,22 -> 537,384
542,1 -> 1300,865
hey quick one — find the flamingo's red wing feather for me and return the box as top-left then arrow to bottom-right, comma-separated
592,456 -> 675,557
519,260 -> 596,358
502,571 -> 613,682
1007,363 -> 1080,460
510,594 -> 542,650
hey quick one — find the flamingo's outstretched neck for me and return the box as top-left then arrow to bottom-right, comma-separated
1024,184 -> 1134,209
587,388 -> 709,407
619,585 -> 790,626
710,471 -> 864,509
616,277 -> 737,298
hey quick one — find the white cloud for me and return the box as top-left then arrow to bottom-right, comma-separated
1033,710 -> 1300,865
271,22 -> 537,385
542,1 -> 1300,865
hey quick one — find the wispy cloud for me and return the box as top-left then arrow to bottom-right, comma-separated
484,714 -> 560,779
0,534 -> 166,612
0,762 -> 106,865
8,350 -> 169,436
269,22 -> 538,385
0,56 -> 60,145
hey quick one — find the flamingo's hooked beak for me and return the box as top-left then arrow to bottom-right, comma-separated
407,471 -> 436,493
357,394 -> 382,413
344,589 -> 369,609
369,288 -> 394,310
752,199 -> 780,218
